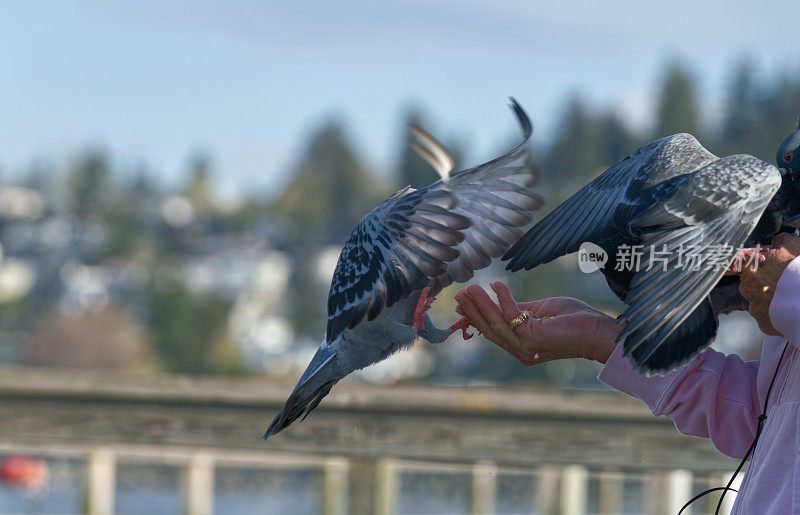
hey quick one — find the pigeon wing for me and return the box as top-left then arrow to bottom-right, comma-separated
618,154 -> 781,373
433,98 -> 543,288
325,187 -> 469,343
504,134 -> 718,271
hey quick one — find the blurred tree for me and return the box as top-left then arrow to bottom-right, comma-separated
147,278 -> 244,374
754,73 -> 800,162
285,237 -> 328,338
719,57 -> 759,156
654,61 -> 700,138
598,113 -> 639,166
396,107 -> 441,189
68,149 -> 111,220
185,150 -> 213,208
546,95 -> 603,193
130,164 -> 156,197
97,164 -> 158,261
23,161 -> 52,192
276,119 -> 381,244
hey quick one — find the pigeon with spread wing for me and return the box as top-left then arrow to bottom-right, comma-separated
504,132 -> 792,374
265,99 -> 543,439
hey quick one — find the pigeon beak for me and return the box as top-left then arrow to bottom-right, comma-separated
780,167 -> 790,177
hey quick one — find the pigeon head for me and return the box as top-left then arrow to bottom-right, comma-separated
776,124 -> 800,185
775,123 -> 800,229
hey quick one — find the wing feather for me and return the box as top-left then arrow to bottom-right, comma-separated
326,99 -> 546,340
504,134 -> 718,271
325,187 -> 470,343
433,99 -> 544,289
617,155 -> 781,372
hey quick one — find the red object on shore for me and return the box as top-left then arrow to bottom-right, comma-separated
0,455 -> 47,490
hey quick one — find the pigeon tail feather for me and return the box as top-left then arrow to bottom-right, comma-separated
263,343 -> 339,440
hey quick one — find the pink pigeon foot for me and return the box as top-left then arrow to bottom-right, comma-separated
411,287 -> 434,332
440,316 -> 475,342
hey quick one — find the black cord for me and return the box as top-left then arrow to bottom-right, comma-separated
678,340 -> 790,515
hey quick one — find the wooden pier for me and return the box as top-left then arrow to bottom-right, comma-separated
0,368 -> 739,514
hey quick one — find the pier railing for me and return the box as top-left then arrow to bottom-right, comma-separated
0,368 -> 739,514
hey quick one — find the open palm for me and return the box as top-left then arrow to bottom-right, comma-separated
454,282 -> 619,366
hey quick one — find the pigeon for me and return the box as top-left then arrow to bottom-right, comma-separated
708,126 -> 800,315
503,132 -> 792,374
264,99 -> 543,439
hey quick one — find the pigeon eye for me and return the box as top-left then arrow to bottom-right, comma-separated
785,152 -> 793,162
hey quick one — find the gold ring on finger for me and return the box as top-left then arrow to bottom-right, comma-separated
510,310 -> 534,330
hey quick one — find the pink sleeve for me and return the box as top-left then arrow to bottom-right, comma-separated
599,343 -> 760,459
598,255 -> 800,459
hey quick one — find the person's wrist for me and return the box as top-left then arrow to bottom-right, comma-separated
586,315 -> 618,364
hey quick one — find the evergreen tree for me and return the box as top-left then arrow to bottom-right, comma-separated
546,95 -> 603,195
654,61 -> 699,138
719,57 -> 759,156
68,149 -> 111,220
147,278 -> 243,374
277,118 -> 380,244
754,73 -> 800,163
598,113 -> 638,166
185,151 -> 213,207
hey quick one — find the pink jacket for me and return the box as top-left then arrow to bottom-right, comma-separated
599,256 -> 800,513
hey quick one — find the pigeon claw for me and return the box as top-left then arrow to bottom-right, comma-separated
444,316 -> 474,342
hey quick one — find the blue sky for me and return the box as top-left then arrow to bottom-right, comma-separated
1,1 -> 798,198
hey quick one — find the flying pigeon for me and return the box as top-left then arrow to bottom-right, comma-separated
503,132 -> 796,374
264,99 -> 543,439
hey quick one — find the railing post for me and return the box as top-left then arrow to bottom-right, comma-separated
86,448 -> 116,515
184,453 -> 214,515
560,465 -> 588,515
597,468 -> 624,514
647,470 -> 675,515
471,460 -> 497,515
711,470 -> 740,514
322,457 -> 350,515
375,457 -> 397,515
535,466 -> 559,514
666,469 -> 692,515
349,457 -> 397,515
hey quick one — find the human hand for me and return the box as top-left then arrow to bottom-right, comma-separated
739,233 -> 800,336
454,281 -> 619,366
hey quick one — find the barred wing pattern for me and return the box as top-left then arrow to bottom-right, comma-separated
325,187 -> 469,343
436,103 -> 542,288
326,99 -> 542,342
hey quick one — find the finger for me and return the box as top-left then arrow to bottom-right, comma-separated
490,282 -> 522,323
455,288 -> 502,342
464,284 -> 506,317
464,284 -> 521,343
